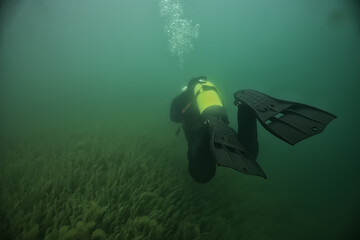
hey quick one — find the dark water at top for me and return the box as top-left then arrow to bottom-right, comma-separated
0,0 -> 359,239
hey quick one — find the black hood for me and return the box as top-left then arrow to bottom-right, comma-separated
187,76 -> 207,90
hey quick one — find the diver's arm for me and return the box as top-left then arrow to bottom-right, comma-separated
170,90 -> 190,123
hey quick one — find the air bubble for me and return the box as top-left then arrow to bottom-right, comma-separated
160,0 -> 200,68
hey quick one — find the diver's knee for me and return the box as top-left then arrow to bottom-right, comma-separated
188,163 -> 216,184
191,172 -> 215,184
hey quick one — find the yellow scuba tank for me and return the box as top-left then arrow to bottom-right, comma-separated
193,80 -> 223,114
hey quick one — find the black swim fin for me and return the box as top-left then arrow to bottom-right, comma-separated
234,89 -> 337,145
207,116 -> 267,178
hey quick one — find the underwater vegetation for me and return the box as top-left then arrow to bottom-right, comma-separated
0,132 -> 230,240
0,129 -> 345,240
0,131 -> 242,240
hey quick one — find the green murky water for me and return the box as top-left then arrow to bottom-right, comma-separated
0,0 -> 359,239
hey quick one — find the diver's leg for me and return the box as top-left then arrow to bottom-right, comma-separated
237,103 -> 259,160
187,126 -> 216,183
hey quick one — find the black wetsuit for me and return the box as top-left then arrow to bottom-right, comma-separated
170,87 -> 259,183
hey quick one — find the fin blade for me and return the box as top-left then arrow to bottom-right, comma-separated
209,118 -> 267,178
234,89 -> 336,145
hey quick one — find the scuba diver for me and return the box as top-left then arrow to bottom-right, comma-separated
170,76 -> 336,183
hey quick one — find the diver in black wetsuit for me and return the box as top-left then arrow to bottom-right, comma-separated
170,76 -> 336,183
170,76 -> 260,183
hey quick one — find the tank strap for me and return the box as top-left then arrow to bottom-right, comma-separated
194,84 -> 219,98
181,102 -> 193,114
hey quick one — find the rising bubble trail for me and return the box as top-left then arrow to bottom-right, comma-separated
160,0 -> 200,68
